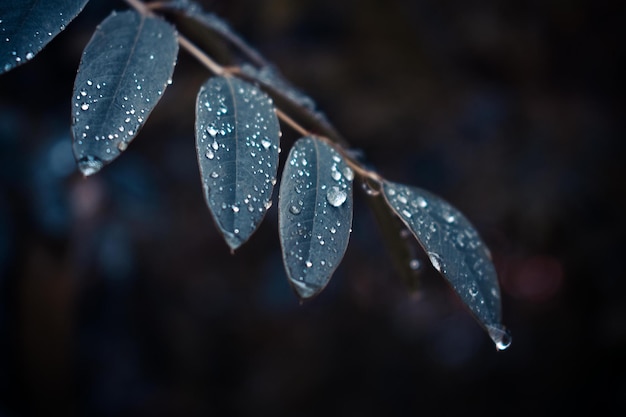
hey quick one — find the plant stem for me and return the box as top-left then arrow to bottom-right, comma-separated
123,0 -> 382,184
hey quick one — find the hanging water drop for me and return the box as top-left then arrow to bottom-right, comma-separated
486,325 -> 512,351
77,156 -> 103,177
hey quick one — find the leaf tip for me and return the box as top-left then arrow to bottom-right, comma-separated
77,156 -> 104,177
223,231 -> 245,252
290,279 -> 322,300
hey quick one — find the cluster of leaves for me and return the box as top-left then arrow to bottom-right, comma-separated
0,0 -> 511,350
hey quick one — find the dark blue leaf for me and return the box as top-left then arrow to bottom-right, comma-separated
279,136 -> 354,299
195,75 -> 281,250
366,189 -> 423,291
382,181 -> 511,350
239,64 -> 346,147
0,0 -> 90,74
71,10 -> 178,176
161,0 -> 267,66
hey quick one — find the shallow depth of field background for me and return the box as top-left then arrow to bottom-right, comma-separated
1,0 -> 624,416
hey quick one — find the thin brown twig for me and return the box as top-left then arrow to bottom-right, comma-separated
123,0 -> 381,183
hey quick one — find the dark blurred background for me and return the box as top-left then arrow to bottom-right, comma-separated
1,0 -> 625,416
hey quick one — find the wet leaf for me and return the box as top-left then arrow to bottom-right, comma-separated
366,187 -> 422,292
161,0 -> 267,66
71,10 -> 178,176
382,181 -> 511,350
195,75 -> 280,250
0,0 -> 90,74
239,64 -> 347,147
279,136 -> 353,299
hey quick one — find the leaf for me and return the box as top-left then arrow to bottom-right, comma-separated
195,75 -> 281,250
0,0 -> 90,74
366,186 -> 422,292
382,181 -> 511,350
279,136 -> 354,299
239,64 -> 347,147
161,0 -> 267,66
71,10 -> 179,176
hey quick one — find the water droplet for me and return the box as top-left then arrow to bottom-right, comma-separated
361,181 -> 380,196
343,167 -> 354,181
305,260 -> 313,268
210,171 -> 219,178
468,285 -> 479,297
25,52 -> 34,60
326,186 -> 347,207
207,125 -> 218,137
427,252 -> 443,272
81,103 -> 89,111
486,325 -> 512,351
205,150 -> 215,159
289,205 -> 302,215
416,196 -> 428,208
77,156 -> 103,177
261,139 -> 272,149
117,142 -> 128,152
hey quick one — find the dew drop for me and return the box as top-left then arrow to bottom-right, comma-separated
468,285 -> 479,297
289,205 -> 302,215
207,125 -> 218,137
326,186 -> 347,207
81,103 -> 89,111
343,166 -> 354,181
210,171 -> 219,178
261,139 -> 272,149
205,150 -> 215,159
305,260 -> 313,268
486,325 -> 512,351
77,156 -> 103,177
427,251 -> 443,272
